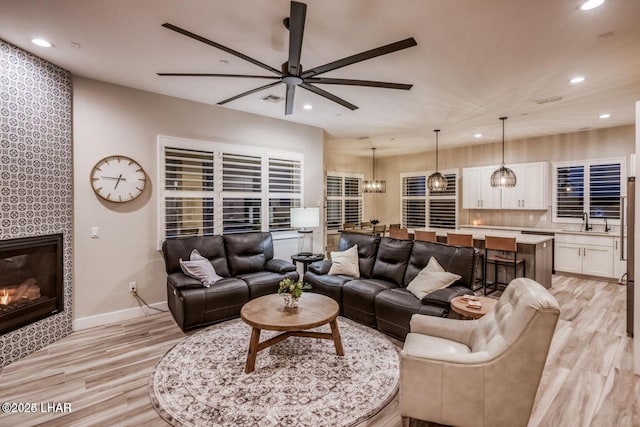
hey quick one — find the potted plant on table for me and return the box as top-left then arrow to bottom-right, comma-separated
370,219 -> 380,225
278,278 -> 304,308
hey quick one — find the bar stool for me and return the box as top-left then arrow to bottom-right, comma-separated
483,236 -> 525,296
447,232 -> 483,291
414,230 -> 437,242
389,227 -> 409,239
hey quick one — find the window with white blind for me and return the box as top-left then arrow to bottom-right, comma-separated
158,136 -> 303,245
401,171 -> 458,230
553,158 -> 624,223
326,173 -> 364,231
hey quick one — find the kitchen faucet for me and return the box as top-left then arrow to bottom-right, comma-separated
582,212 -> 592,231
604,217 -> 611,232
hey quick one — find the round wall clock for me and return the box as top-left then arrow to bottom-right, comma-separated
90,155 -> 146,203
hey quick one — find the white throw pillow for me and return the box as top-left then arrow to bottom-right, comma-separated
328,245 -> 360,277
179,249 -> 222,287
406,257 -> 461,299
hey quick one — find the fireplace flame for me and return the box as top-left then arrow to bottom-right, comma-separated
0,289 -> 9,305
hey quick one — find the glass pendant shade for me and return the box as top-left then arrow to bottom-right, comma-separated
427,129 -> 447,191
490,117 -> 517,188
362,147 -> 386,193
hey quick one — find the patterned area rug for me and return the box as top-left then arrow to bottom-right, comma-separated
149,317 -> 399,427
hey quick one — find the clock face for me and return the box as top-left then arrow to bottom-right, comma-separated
90,155 -> 146,203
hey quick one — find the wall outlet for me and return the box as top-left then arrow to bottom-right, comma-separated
129,281 -> 137,293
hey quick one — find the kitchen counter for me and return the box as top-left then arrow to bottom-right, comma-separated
459,224 -> 620,237
411,228 -> 554,245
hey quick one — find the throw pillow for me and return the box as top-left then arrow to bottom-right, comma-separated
406,257 -> 461,299
328,245 -> 360,277
179,249 -> 222,288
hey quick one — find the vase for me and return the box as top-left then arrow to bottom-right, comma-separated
282,294 -> 299,309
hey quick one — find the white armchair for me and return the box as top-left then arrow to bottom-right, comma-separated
400,278 -> 560,427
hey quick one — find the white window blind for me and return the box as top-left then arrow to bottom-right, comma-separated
401,171 -> 457,230
553,158 -> 624,222
326,173 -> 364,230
158,136 -> 303,245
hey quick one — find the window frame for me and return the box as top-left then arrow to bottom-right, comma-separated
400,169 -> 459,230
552,157 -> 626,225
157,135 -> 304,248
325,171 -> 364,233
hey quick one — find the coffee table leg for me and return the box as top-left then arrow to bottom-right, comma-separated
245,327 -> 261,373
329,319 -> 344,356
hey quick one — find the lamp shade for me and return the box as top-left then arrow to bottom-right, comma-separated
427,171 -> 448,191
290,207 -> 320,228
490,116 -> 517,188
362,180 -> 387,193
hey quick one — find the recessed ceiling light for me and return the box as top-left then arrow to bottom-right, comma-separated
31,38 -> 53,48
303,104 -> 312,110
219,59 -> 229,65
474,133 -> 482,138
570,76 -> 585,84
599,113 -> 611,119
580,0 -> 605,10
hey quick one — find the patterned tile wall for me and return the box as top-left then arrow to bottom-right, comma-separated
0,40 -> 73,367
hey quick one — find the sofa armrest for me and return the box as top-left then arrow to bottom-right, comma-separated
168,273 -> 205,290
409,313 -> 477,346
308,260 -> 332,275
420,284 -> 471,307
265,258 -> 297,274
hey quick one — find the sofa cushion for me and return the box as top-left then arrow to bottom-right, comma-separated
404,240 -> 476,288
337,232 -> 381,278
224,232 -> 274,276
303,271 -> 352,308
163,235 -> 230,277
342,279 -> 398,327
420,285 -> 472,307
374,288 -> 449,340
179,249 -> 223,287
238,271 -> 297,299
372,238 -> 413,285
329,245 -> 360,277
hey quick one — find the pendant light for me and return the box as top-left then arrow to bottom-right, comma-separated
427,129 -> 448,191
490,117 -> 517,188
362,147 -> 386,193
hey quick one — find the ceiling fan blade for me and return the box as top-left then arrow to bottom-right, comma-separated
305,77 -> 413,90
287,1 -> 307,76
162,23 -> 284,76
300,83 -> 358,111
285,84 -> 295,115
157,73 -> 281,79
217,81 -> 282,105
301,37 -> 417,78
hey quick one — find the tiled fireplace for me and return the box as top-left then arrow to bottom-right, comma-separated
0,40 -> 73,367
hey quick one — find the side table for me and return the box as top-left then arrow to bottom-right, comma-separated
450,296 -> 497,320
291,253 -> 325,275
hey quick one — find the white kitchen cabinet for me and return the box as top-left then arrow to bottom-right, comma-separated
501,162 -> 549,210
613,237 -> 627,280
462,166 -> 501,209
554,233 -> 614,278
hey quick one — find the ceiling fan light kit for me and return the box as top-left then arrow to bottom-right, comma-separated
427,129 -> 448,192
490,117 -> 517,188
362,147 -> 386,193
158,1 -> 416,115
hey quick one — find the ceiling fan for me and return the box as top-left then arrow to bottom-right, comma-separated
158,1 -> 417,115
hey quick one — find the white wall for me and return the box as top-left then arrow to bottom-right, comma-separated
635,101 -> 640,376
73,77 -> 324,327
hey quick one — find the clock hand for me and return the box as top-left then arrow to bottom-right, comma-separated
114,174 -> 123,189
101,176 -> 128,180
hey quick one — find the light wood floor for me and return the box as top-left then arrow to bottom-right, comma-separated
0,275 -> 636,427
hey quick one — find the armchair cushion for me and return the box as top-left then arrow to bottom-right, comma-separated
265,258 -> 297,274
328,245 -> 360,277
403,333 -> 471,359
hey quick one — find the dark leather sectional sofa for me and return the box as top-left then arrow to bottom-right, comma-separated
162,232 -> 298,331
304,232 -> 478,340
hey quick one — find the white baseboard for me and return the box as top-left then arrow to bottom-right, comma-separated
73,301 -> 169,331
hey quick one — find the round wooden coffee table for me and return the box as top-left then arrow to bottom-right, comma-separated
240,293 -> 344,373
450,296 -> 498,320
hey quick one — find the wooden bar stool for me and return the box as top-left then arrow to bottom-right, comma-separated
483,236 -> 525,296
414,230 -> 437,242
447,233 -> 483,291
389,227 -> 409,239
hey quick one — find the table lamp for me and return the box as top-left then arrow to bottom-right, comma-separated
290,207 -> 320,255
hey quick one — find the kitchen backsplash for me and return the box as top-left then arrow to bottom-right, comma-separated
463,209 -> 619,233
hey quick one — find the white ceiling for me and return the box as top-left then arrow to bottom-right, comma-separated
1,0 -> 639,157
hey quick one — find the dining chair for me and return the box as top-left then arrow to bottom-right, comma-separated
413,230 -> 436,242
389,223 -> 401,229
389,227 -> 409,239
342,222 -> 356,230
484,236 -> 525,296
373,224 -> 387,237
